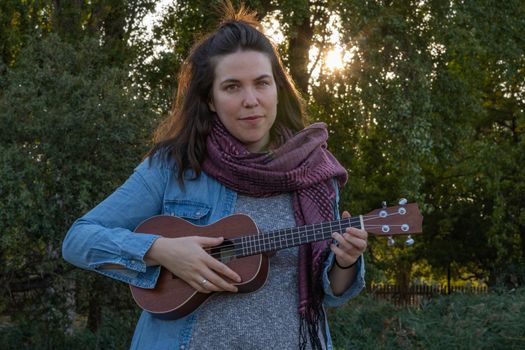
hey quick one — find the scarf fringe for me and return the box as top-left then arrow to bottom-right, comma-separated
299,246 -> 331,350
299,313 -> 325,350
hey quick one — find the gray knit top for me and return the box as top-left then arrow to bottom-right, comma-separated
188,193 -> 325,350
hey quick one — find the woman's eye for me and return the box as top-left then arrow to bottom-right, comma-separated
224,84 -> 239,91
258,80 -> 270,86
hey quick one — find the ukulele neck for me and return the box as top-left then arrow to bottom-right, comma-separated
233,216 -> 363,258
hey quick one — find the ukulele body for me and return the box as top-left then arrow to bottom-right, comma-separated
129,214 -> 269,320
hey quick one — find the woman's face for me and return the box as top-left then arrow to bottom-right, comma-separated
209,50 -> 278,153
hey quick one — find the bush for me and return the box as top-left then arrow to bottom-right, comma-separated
0,308 -> 139,350
0,33 -> 156,337
329,288 -> 525,349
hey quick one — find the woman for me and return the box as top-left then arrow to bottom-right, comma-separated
62,4 -> 367,349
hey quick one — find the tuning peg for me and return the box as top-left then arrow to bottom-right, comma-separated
405,235 -> 414,246
398,198 -> 407,205
387,236 -> 395,247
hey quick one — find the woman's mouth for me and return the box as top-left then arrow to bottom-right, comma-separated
240,115 -> 263,125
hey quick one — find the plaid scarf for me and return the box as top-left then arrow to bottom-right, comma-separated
202,119 -> 348,349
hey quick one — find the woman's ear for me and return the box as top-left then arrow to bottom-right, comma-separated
208,98 -> 216,112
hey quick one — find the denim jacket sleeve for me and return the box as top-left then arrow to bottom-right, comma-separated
62,158 -> 166,289
321,180 -> 366,307
322,253 -> 365,307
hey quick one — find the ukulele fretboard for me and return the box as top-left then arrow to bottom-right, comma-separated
232,217 -> 362,258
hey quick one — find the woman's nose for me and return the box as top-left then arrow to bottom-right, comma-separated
242,88 -> 259,108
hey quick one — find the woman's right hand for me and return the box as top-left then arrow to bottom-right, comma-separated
144,236 -> 241,293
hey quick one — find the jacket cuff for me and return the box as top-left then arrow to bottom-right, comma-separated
89,234 -> 162,289
322,252 -> 365,307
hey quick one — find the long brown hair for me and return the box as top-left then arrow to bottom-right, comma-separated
147,2 -> 307,181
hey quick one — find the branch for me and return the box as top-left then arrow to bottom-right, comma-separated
307,27 -> 330,80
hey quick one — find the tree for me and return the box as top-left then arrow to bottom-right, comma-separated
0,33 -> 155,343
309,0 -> 524,287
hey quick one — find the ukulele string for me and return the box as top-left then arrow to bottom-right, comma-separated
203,216 -> 363,256
204,212 -> 404,259
204,213 -> 404,258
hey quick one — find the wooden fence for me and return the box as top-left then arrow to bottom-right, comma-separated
366,283 -> 488,308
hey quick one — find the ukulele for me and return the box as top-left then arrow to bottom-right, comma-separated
129,201 -> 423,320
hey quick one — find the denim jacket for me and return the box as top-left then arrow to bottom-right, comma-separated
62,155 -> 365,350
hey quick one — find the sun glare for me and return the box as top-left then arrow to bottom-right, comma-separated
262,10 -> 285,44
325,48 -> 344,71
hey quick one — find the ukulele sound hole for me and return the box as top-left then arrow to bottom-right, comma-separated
210,239 -> 235,264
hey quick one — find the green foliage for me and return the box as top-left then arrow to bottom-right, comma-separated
0,32 -> 155,332
3,289 -> 523,350
1,0 -> 524,346
329,288 -> 525,350
416,0 -> 525,285
313,0 -> 525,287
0,307 -> 139,350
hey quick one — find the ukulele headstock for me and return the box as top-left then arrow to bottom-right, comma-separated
362,199 -> 423,246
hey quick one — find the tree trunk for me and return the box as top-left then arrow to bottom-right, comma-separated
395,259 -> 412,304
287,5 -> 313,96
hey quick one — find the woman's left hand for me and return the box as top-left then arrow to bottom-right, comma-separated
330,211 -> 368,268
